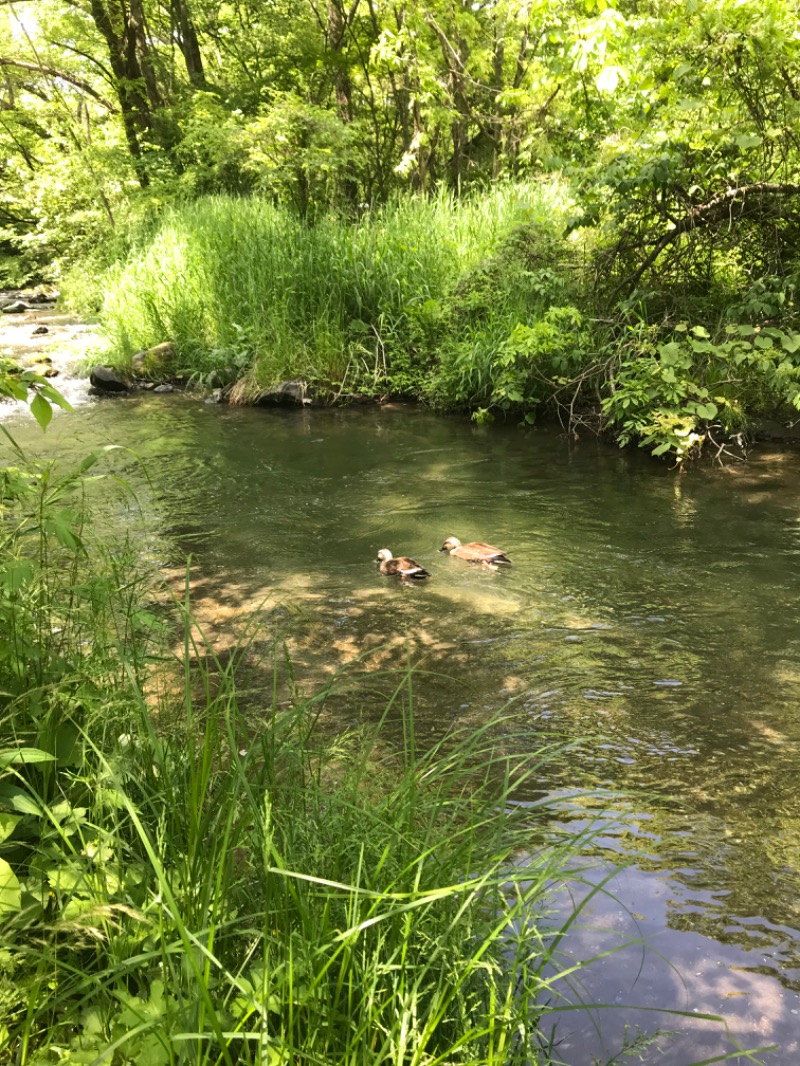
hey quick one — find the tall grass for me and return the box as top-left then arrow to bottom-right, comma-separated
0,440 -> 773,1065
69,181 -> 578,402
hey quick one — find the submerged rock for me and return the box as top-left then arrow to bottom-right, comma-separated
32,325 -> 49,336
90,365 -> 129,393
256,379 -> 311,406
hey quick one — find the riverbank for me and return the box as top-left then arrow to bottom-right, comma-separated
59,183 -> 800,465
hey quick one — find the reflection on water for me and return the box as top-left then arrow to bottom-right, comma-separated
5,392 -> 800,1061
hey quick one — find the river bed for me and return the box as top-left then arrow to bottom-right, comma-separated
3,370 -> 800,1063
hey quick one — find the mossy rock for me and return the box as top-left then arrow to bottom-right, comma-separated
131,341 -> 176,379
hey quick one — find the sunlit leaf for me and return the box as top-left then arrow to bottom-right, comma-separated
0,747 -> 57,772
0,858 -> 21,917
596,65 -> 627,94
30,393 -> 53,431
0,813 -> 21,845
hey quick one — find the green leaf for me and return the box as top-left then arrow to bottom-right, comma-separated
44,510 -> 81,551
0,783 -> 41,816
734,133 -> 762,149
657,341 -> 683,364
78,451 -> 103,473
2,379 -> 27,402
37,383 -> 73,412
596,65 -> 627,94
0,813 -> 21,845
0,560 -> 35,593
30,393 -> 53,432
0,858 -> 21,916
0,747 -> 57,771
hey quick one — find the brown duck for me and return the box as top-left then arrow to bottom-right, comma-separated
439,536 -> 511,568
376,549 -> 431,580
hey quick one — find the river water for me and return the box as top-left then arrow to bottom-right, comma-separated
3,388 -> 800,1064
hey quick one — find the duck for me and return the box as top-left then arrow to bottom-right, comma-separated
376,548 -> 431,580
439,536 -> 512,568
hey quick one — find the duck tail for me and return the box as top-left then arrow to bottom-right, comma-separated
407,567 -> 431,580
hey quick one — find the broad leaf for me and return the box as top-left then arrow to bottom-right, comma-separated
0,813 -> 21,845
30,392 -> 53,431
0,858 -> 20,916
0,747 -> 57,771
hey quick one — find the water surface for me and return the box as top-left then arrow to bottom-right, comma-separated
4,392 -> 800,1063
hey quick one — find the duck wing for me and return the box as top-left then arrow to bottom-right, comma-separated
395,556 -> 431,579
459,541 -> 512,564
381,556 -> 430,579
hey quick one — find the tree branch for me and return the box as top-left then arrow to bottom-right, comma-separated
0,57 -> 118,112
614,182 -> 800,295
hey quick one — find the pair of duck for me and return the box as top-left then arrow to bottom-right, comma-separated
376,537 -> 511,580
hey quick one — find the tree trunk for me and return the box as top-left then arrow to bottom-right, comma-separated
172,0 -> 207,88
88,0 -> 166,185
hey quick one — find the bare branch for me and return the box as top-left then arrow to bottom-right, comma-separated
0,57 -> 118,111
48,40 -> 115,86
615,182 -> 800,295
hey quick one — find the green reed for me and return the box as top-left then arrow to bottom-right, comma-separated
69,181 -> 574,402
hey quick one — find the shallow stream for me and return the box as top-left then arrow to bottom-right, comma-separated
4,388 -> 800,1063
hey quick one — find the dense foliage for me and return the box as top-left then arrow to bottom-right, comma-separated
6,0 -> 800,458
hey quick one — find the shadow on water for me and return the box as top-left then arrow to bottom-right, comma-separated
5,392 -> 800,1061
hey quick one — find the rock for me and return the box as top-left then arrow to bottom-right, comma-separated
256,379 -> 311,406
90,365 -> 129,393
205,388 -> 224,404
27,293 -> 54,304
29,363 -> 59,378
153,383 -> 174,394
32,325 -> 49,336
132,341 -> 176,378
2,301 -> 28,313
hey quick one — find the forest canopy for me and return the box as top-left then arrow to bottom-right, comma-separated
4,0 -> 800,460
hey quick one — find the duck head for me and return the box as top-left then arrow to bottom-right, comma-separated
439,536 -> 462,553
